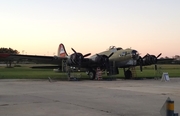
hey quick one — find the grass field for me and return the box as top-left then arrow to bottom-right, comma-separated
0,64 -> 180,80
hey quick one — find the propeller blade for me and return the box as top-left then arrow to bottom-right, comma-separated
96,54 -> 100,56
78,61 -> 81,70
108,52 -> 114,58
71,48 -> 77,54
155,64 -> 157,70
142,54 -> 148,59
83,53 -> 91,57
139,56 -> 143,72
140,65 -> 143,72
156,53 -> 162,58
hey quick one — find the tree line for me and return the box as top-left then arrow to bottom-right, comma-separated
0,47 -> 19,54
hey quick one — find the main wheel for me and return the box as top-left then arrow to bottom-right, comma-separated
88,70 -> 96,80
125,69 -> 132,79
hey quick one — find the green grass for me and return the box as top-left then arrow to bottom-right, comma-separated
0,66 -> 89,80
0,64 -> 180,79
140,64 -> 180,77
104,64 -> 180,79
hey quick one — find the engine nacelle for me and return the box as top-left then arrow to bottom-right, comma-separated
94,55 -> 109,70
66,53 -> 84,66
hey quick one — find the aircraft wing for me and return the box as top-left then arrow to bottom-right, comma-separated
0,43 -> 69,65
0,53 -> 67,65
157,58 -> 175,64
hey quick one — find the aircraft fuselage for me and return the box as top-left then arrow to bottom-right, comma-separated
91,47 -> 139,68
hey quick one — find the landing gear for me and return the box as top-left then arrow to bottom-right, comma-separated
124,68 -> 132,79
88,70 -> 96,80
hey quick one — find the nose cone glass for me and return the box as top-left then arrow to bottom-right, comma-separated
132,50 -> 139,60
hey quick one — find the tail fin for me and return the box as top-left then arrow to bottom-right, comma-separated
57,43 -> 68,58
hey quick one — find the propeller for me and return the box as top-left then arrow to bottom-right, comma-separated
139,53 -> 162,71
108,52 -> 114,58
70,48 -> 91,69
138,56 -> 143,72
95,52 -> 114,71
154,53 -> 162,70
71,48 -> 77,54
154,64 -> 158,70
83,53 -> 91,57
71,48 -> 91,57
156,53 -> 162,59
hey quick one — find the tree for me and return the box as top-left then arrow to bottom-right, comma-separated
0,47 -> 19,54
0,47 -> 20,67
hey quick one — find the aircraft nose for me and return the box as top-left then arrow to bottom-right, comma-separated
131,50 -> 139,60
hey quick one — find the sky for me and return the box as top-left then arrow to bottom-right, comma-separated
0,0 -> 180,57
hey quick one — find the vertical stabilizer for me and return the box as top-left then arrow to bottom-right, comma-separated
57,43 -> 68,58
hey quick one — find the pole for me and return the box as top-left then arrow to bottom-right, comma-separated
166,100 -> 174,116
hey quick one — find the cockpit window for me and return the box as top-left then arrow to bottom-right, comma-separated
116,47 -> 122,50
132,50 -> 139,56
108,46 -> 122,51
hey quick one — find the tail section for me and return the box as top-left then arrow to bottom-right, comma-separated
57,43 -> 68,58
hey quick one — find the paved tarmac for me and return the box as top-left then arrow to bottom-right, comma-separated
0,78 -> 180,116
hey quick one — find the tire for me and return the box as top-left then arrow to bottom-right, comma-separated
125,70 -> 132,79
89,70 -> 96,80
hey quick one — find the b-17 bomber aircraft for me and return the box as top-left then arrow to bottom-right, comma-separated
0,43 -> 163,79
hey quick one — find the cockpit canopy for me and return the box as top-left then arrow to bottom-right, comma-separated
108,46 -> 122,51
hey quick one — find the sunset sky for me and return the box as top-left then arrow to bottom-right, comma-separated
0,0 -> 180,57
